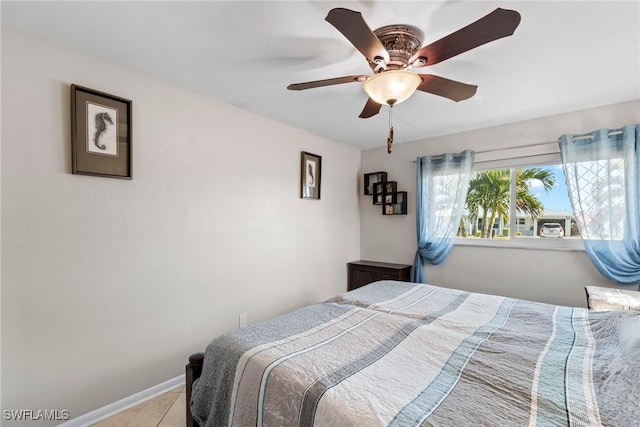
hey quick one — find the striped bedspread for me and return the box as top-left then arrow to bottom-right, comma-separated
191,281 -> 640,426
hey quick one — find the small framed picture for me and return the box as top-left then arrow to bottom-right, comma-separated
300,151 -> 321,199
71,84 -> 132,179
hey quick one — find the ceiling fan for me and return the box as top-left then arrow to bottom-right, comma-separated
287,7 -> 521,121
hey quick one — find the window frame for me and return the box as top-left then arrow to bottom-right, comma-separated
454,145 -> 584,252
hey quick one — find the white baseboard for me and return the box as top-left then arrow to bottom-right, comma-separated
59,375 -> 185,427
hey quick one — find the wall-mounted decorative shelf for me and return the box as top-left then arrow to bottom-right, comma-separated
383,191 -> 407,215
373,181 -> 397,205
363,171 -> 407,215
364,172 -> 387,196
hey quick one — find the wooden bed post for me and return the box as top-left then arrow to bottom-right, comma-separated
186,352 -> 205,427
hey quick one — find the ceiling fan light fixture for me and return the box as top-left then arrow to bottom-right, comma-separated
363,70 -> 422,105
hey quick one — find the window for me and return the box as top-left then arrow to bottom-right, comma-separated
453,142 -> 583,250
458,165 -> 577,240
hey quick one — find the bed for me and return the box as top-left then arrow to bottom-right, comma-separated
186,280 -> 640,426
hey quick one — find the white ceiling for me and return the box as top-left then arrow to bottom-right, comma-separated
3,1 -> 639,150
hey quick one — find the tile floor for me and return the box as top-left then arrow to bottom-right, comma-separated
91,384 -> 185,427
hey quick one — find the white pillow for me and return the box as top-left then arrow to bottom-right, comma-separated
586,286 -> 640,311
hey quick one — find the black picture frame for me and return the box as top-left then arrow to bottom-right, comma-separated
300,151 -> 321,199
71,84 -> 132,179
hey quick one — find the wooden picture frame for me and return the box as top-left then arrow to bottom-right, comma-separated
300,151 -> 321,199
71,84 -> 132,179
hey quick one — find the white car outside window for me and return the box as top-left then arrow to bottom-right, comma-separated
540,223 -> 564,238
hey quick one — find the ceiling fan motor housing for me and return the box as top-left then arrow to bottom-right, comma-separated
372,25 -> 424,72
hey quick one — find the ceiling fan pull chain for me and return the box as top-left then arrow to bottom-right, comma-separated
387,105 -> 394,154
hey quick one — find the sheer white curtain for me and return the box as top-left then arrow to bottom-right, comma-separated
559,125 -> 640,284
413,150 -> 474,283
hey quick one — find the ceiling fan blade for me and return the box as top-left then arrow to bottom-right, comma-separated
287,75 -> 368,91
417,74 -> 478,102
410,8 -> 521,67
359,98 -> 382,118
325,8 -> 390,65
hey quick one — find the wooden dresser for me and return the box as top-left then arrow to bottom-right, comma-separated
347,260 -> 413,291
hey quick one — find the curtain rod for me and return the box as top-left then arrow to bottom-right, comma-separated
409,140 -> 557,164
409,129 -> 625,164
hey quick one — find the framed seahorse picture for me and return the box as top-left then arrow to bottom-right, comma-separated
70,84 -> 132,179
300,151 -> 321,199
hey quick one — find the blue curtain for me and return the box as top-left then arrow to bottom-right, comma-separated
559,124 -> 640,285
413,150 -> 474,283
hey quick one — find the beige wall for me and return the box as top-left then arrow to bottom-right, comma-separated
1,26 -> 360,423
360,100 -> 640,307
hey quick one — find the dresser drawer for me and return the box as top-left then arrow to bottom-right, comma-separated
347,260 -> 412,291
